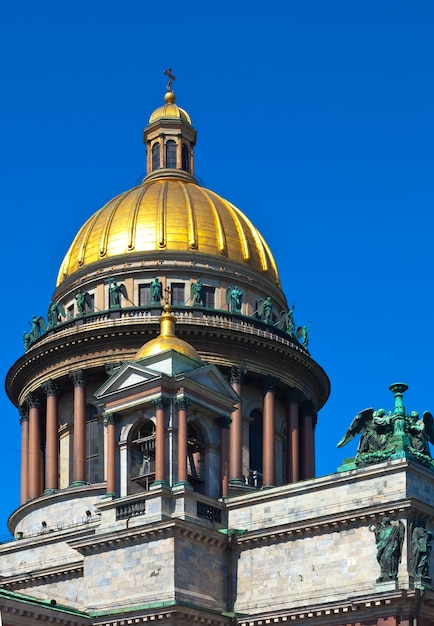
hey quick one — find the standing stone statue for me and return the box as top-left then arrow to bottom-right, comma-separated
370,517 -> 404,582
409,520 -> 432,582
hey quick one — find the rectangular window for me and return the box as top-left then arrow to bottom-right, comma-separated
202,286 -> 215,309
67,304 -> 75,320
139,284 -> 151,307
171,283 -> 185,307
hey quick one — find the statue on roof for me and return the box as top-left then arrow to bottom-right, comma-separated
296,324 -> 310,350
226,286 -> 243,314
190,278 -> 203,305
47,300 -> 66,328
27,315 -> 46,344
337,383 -> 434,471
109,281 -> 128,308
151,278 -> 163,304
75,289 -> 93,315
257,297 -> 273,325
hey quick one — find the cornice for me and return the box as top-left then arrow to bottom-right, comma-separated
69,518 -> 226,555
236,588 -> 434,626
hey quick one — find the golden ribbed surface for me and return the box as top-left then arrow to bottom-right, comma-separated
57,177 -> 280,285
149,102 -> 191,124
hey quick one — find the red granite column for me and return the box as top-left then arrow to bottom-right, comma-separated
229,367 -> 243,484
287,389 -> 300,483
153,397 -> 167,486
19,407 -> 29,504
176,395 -> 190,485
104,413 -> 117,496
43,380 -> 60,493
70,370 -> 87,485
300,401 -> 316,479
219,416 -> 231,497
262,377 -> 278,488
27,393 -> 42,499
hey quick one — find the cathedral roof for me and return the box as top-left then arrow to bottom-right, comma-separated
148,90 -> 192,124
56,177 -> 280,286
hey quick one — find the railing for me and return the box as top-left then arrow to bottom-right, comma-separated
24,306 -> 306,355
116,500 -> 146,521
197,501 -> 222,523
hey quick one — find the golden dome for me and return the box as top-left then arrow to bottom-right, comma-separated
135,305 -> 201,361
148,90 -> 192,124
57,175 -> 280,286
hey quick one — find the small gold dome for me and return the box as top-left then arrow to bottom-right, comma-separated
149,91 -> 192,124
135,305 -> 201,361
57,175 -> 280,285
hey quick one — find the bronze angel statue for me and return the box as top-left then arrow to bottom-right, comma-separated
257,297 -> 273,324
296,324 -> 309,350
108,281 -> 128,308
47,300 -> 66,328
75,289 -> 93,314
337,407 -> 392,456
28,315 -> 46,343
407,411 -> 434,457
190,278 -> 203,305
226,286 -> 242,313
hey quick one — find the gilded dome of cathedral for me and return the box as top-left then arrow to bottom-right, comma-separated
57,176 -> 280,286
56,84 -> 280,287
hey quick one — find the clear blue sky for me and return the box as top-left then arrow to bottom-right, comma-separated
0,1 -> 433,535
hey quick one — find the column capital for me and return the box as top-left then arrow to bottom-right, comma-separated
152,396 -> 168,410
42,379 -> 60,397
263,375 -> 279,393
19,406 -> 29,423
217,415 -> 232,429
176,397 -> 191,411
25,393 -> 40,409
230,366 -> 244,385
70,369 -> 86,387
103,412 -> 117,427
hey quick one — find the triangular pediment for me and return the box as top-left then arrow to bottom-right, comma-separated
180,364 -> 239,400
94,361 -> 163,400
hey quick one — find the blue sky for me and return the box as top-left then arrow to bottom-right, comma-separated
0,1 -> 433,534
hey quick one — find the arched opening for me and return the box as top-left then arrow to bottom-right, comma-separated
187,422 -> 205,494
129,419 -> 156,493
152,143 -> 160,170
182,143 -> 190,172
165,140 -> 177,168
248,409 -> 263,488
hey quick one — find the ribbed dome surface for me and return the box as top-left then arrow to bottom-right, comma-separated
57,176 -> 280,286
148,90 -> 192,124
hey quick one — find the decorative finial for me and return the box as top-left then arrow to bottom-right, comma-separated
164,67 -> 176,92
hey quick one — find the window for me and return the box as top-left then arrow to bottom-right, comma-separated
182,143 -> 190,172
130,420 -> 156,492
86,405 -> 101,484
166,140 -> 177,168
171,283 -> 185,307
139,284 -> 151,307
202,286 -> 215,309
67,304 -> 75,320
152,143 -> 160,170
